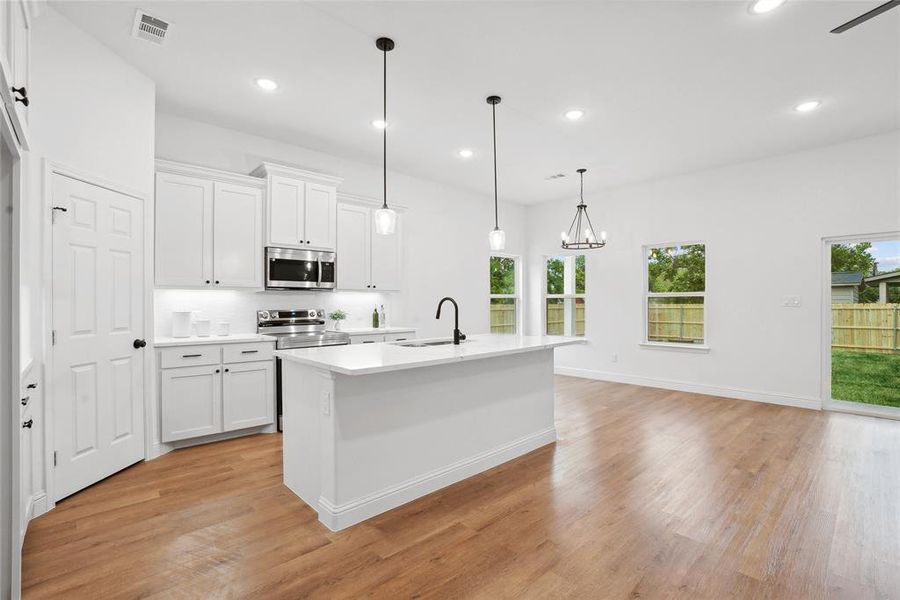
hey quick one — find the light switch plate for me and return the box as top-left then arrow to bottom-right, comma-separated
320,391 -> 331,416
782,296 -> 801,308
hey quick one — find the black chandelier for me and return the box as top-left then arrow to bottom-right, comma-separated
561,168 -> 606,250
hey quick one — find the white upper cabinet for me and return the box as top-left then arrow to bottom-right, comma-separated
155,161 -> 265,289
213,182 -> 262,287
336,203 -> 370,290
305,183 -> 337,249
268,175 -> 304,247
252,163 -> 341,251
336,196 -> 403,291
155,172 -> 213,287
0,0 -> 32,150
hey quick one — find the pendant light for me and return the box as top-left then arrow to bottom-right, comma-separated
487,95 -> 505,250
561,168 -> 607,249
374,37 -> 397,235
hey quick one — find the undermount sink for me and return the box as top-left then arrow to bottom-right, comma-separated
393,339 -> 470,348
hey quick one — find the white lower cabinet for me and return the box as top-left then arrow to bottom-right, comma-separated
159,342 -> 275,443
161,364 -> 222,442
223,361 -> 274,431
348,331 -> 416,344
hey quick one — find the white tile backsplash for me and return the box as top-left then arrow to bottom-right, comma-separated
154,288 -> 401,337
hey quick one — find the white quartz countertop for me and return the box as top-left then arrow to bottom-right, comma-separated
275,333 -> 585,375
334,326 -> 416,335
154,334 -> 277,348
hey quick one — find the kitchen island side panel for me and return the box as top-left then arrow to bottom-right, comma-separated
328,348 -> 556,510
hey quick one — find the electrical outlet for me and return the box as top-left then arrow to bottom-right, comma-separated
611,353 -> 618,363
782,296 -> 801,308
320,391 -> 331,416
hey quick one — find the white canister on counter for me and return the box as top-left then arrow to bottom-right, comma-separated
194,319 -> 211,337
216,322 -> 230,336
172,311 -> 192,338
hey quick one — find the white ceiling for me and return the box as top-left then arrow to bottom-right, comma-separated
52,1 -> 899,204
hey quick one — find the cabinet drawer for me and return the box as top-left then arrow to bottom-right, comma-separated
350,334 -> 385,344
223,342 -> 274,364
159,346 -> 221,369
384,333 -> 414,342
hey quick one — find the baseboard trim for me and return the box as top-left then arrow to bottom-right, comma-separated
150,424 -> 278,460
30,491 -> 47,519
316,426 -> 558,531
554,366 -> 822,411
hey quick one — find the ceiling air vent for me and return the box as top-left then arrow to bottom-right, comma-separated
131,10 -> 171,46
545,173 -> 567,181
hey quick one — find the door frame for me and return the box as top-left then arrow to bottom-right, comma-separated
41,161 -> 154,507
2,92 -> 24,600
821,231 -> 900,420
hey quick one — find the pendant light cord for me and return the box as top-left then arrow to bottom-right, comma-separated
580,170 -> 586,206
382,46 -> 388,210
492,102 -> 499,230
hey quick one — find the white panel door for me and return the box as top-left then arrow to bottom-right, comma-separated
268,175 -> 304,248
305,183 -> 336,250
336,203 -> 370,290
155,172 -> 212,286
213,182 -> 262,288
222,361 -> 274,432
370,212 -> 401,291
160,365 -> 222,442
51,174 -> 146,501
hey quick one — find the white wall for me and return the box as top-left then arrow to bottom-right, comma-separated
22,6 -> 156,508
26,7 -> 156,365
525,132 -> 900,408
154,113 -> 527,338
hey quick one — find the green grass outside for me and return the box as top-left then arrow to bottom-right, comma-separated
831,350 -> 900,408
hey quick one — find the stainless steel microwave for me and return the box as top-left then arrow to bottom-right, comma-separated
265,247 -> 336,290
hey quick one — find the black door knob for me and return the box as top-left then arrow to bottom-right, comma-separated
133,339 -> 147,349
22,419 -> 33,429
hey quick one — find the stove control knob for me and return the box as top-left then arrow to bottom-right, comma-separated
260,311 -> 270,320
317,310 -> 324,317
308,310 -> 316,318
270,312 -> 278,319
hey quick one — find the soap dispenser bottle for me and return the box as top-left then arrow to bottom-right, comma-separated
372,306 -> 380,329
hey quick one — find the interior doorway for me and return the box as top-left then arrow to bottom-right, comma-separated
824,233 -> 900,419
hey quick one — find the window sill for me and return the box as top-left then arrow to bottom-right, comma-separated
639,341 -> 710,353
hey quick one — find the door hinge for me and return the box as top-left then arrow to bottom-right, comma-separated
51,330 -> 56,345
53,451 -> 57,467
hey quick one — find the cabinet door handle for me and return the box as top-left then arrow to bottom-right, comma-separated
182,353 -> 202,358
26,383 -> 37,390
22,419 -> 33,429
241,350 -> 258,354
224,368 -> 230,373
215,369 -> 220,373
362,340 -> 376,344
21,396 -> 29,406
395,338 -> 407,341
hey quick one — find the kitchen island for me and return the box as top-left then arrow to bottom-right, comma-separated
276,333 -> 584,530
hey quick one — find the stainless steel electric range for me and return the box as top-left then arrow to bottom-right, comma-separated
257,308 -> 350,430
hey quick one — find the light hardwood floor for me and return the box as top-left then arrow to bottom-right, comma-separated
22,377 -> 900,599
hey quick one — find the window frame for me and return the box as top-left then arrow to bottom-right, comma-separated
542,254 -> 586,337
641,241 -> 710,352
489,253 -> 522,335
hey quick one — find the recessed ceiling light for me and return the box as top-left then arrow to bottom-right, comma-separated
371,119 -> 388,129
750,0 -> 787,14
565,109 -> 585,121
255,78 -> 278,91
794,100 -> 822,112
458,149 -> 474,158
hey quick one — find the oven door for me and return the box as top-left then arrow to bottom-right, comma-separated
266,247 -> 334,290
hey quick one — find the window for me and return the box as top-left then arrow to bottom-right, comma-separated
544,255 -> 585,336
490,255 -> 520,334
645,243 -> 706,346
